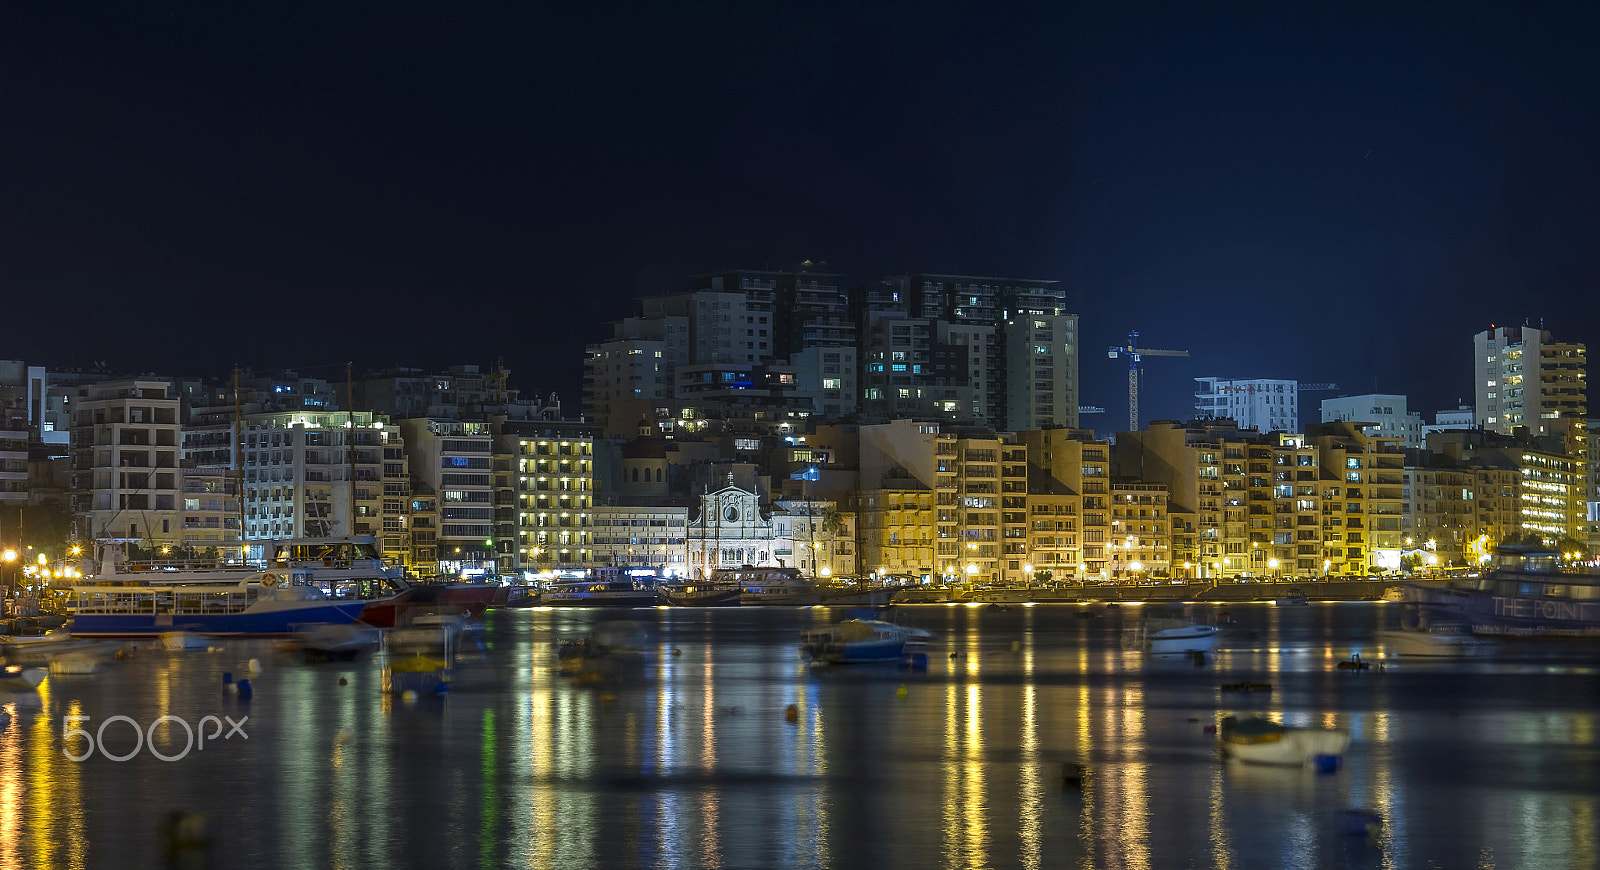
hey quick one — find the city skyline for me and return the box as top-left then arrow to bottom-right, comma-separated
3,4 -> 1598,424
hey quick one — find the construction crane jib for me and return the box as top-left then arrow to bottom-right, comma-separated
1107,330 -> 1189,432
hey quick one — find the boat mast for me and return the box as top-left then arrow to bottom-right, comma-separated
234,366 -> 246,565
346,362 -> 357,539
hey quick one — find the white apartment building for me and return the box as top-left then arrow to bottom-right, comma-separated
1194,378 -> 1300,433
1320,394 -> 1425,449
240,411 -> 391,542
1474,325 -> 1587,435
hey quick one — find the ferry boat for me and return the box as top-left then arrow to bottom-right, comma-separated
540,571 -> 659,607
265,537 -> 419,626
69,575 -> 365,637
1406,546 -> 1600,638
730,566 -> 828,606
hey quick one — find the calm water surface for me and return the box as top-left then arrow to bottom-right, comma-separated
3,603 -> 1598,869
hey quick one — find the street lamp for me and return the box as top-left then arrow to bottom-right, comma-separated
1,549 -> 15,616
966,562 -> 979,586
1023,564 -> 1034,587
1267,557 -> 1280,581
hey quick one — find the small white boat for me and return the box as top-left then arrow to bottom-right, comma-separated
0,665 -> 47,691
1127,618 -> 1221,654
1220,716 -> 1351,765
1,629 -> 74,648
160,632 -> 210,651
1375,629 -> 1497,658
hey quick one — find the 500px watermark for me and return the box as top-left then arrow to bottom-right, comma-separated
63,715 -> 248,762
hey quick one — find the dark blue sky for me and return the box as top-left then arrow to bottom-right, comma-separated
2,2 -> 1596,428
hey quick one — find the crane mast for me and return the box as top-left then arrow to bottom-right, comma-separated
1106,331 -> 1190,432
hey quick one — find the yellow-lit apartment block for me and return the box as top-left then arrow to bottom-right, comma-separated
1114,421 -> 1318,579
515,435 -> 595,569
1108,481 -> 1171,580
1019,428 -> 1109,580
1310,421 -> 1405,575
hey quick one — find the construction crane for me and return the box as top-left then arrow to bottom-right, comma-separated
1107,331 -> 1189,432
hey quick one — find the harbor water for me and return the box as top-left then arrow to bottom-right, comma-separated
2,603 -> 1597,869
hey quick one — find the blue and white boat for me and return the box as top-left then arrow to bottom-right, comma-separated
69,576 -> 365,638
801,619 -> 934,664
1406,546 -> 1600,638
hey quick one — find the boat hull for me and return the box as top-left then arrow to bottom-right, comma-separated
1149,625 -> 1221,654
351,589 -> 417,628
540,592 -> 660,607
1223,729 -> 1351,765
1407,583 -> 1600,638
659,588 -> 742,607
741,592 -> 830,606
70,601 -> 365,638
407,584 -> 505,618
1375,629 -> 1498,657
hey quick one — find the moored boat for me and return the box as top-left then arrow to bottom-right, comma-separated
540,571 -> 658,607
1219,716 -> 1351,765
1406,546 -> 1600,638
159,632 -> 210,651
1277,589 -> 1309,606
1126,617 -> 1221,654
801,619 -> 935,664
0,665 -> 48,692
731,566 -> 828,606
69,576 -> 365,638
658,581 -> 742,607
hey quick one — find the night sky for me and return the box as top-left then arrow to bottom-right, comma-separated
3,3 -> 1597,428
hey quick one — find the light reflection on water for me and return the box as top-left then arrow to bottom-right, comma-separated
0,604 -> 1596,868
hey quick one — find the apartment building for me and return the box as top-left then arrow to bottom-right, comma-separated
1018,427 -> 1110,580
69,379 -> 182,545
1309,422 -> 1406,574
1321,394 -> 1425,448
400,419 -> 495,574
176,421 -> 240,552
239,411 -> 390,543
1474,325 -> 1587,435
509,425 -> 597,572
1194,378 -> 1300,433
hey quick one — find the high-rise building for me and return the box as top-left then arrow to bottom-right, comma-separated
1320,394 -> 1425,448
1193,378 -> 1300,433
1474,325 -> 1587,435
398,419 -> 496,575
69,379 -> 183,545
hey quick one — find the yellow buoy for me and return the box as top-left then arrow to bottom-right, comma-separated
784,704 -> 799,723
896,685 -> 908,699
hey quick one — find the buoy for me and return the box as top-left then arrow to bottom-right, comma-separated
401,690 -> 418,702
1011,640 -> 1021,652
896,685 -> 908,699
949,652 -> 959,659
1061,763 -> 1088,788
226,683 -> 238,694
338,677 -> 347,686
247,658 -> 262,675
235,679 -> 252,698
222,672 -> 233,685
671,648 -> 682,656
784,704 -> 799,723
1313,754 -> 1342,774
1203,724 -> 1217,734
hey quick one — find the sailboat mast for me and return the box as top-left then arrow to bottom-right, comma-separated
234,366 -> 246,564
346,362 -> 357,538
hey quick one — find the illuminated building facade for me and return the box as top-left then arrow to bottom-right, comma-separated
509,427 -> 596,573
1474,325 -> 1587,435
